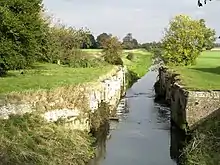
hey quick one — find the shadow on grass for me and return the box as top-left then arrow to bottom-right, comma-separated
190,66 -> 220,75
1,72 -> 18,78
0,64 -> 48,78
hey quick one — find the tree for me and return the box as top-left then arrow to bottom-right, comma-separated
96,33 -> 111,48
160,15 -> 216,66
199,19 -> 216,50
88,34 -> 97,48
0,0 -> 47,74
102,36 -> 123,65
122,33 -> 139,49
81,34 -> 97,49
131,39 -> 139,49
123,33 -> 132,42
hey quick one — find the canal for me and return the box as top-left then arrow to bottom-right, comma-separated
90,70 -> 177,165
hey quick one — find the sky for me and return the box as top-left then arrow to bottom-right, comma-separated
43,0 -> 220,43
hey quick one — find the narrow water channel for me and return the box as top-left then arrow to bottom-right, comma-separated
90,70 -> 177,165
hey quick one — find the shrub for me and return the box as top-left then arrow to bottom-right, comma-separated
41,23 -> 93,68
65,49 -> 100,68
0,0 -> 47,73
126,52 -> 135,61
102,36 -> 123,65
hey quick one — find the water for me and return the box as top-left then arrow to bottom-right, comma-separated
90,70 -> 177,165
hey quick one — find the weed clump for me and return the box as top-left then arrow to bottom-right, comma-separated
126,70 -> 140,88
90,101 -> 111,131
0,113 -> 95,165
181,114 -> 220,165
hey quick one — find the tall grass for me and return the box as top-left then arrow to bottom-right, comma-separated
182,114 -> 220,165
0,113 -> 95,165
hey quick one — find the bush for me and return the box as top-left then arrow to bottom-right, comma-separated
126,52 -> 135,61
41,24 -> 93,68
104,55 -> 123,65
102,36 -> 123,65
0,0 -> 47,73
65,50 -> 105,68
0,113 -> 94,165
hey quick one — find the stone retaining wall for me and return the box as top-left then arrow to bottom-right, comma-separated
155,67 -> 220,130
0,66 -> 127,131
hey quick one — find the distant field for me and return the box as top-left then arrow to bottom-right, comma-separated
171,51 -> 220,90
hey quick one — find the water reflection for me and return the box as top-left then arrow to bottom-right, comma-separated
89,71 -> 178,165
88,123 -> 108,165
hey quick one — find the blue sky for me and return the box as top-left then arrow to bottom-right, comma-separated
43,0 -> 220,43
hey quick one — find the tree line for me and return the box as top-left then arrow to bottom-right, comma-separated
82,32 -> 138,49
83,32 -> 163,51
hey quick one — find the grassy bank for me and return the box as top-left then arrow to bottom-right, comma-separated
1,49 -> 151,94
0,63 -> 113,94
182,112 -> 220,165
170,51 -> 220,90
